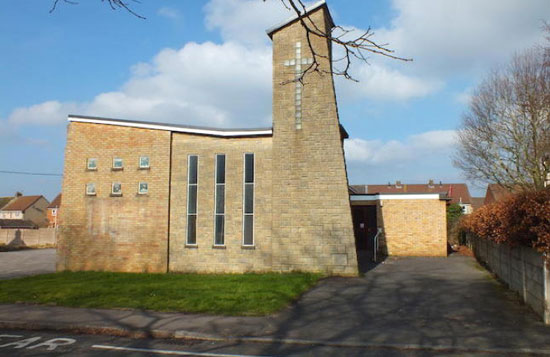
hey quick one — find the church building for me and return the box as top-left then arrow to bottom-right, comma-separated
57,1 -> 359,276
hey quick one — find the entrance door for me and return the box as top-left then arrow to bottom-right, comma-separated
351,205 -> 377,250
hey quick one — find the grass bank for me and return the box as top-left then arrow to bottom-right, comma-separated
0,271 -> 322,316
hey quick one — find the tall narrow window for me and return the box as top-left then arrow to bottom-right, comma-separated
187,155 -> 198,245
243,153 -> 254,246
214,154 -> 225,246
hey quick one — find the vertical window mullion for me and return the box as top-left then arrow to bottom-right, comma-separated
187,155 -> 198,245
243,153 -> 254,246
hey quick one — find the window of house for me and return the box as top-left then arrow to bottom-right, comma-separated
214,154 -> 225,246
86,183 -> 96,196
243,153 -> 254,246
51,209 -> 57,216
87,158 -> 98,170
139,156 -> 150,169
138,182 -> 148,195
111,182 -> 122,196
187,155 -> 198,245
112,158 -> 123,170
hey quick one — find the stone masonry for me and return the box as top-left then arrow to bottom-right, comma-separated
169,134 -> 274,273
270,5 -> 358,275
57,123 -> 171,272
378,199 -> 447,257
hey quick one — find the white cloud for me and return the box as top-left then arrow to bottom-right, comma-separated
204,0 -> 294,47
7,101 -> 82,126
157,7 -> 181,20
8,41 -> 273,128
454,88 -> 472,105
336,63 -> 443,101
344,130 -> 457,164
374,0 -> 547,76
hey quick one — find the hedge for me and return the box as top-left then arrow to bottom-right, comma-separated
460,188 -> 550,262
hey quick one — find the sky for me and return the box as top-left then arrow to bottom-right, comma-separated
0,0 -> 548,201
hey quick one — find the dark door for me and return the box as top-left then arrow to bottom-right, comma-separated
352,205 -> 377,250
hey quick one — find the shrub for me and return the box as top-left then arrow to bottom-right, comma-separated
460,188 -> 550,261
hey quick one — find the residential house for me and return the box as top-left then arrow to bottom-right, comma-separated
0,195 -> 50,227
483,184 -> 519,205
351,180 -> 474,214
47,194 -> 61,228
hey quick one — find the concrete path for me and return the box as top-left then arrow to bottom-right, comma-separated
0,254 -> 549,354
0,249 -> 56,279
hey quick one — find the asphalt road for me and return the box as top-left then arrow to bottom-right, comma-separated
0,329 -> 520,357
0,249 -> 55,279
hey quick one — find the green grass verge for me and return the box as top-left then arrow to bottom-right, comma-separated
0,271 -> 322,316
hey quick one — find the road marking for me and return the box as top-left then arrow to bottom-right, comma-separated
0,335 -> 76,351
92,344 -> 271,357
27,338 -> 76,351
0,335 -> 22,339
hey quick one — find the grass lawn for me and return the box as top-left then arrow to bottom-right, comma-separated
0,271 -> 322,316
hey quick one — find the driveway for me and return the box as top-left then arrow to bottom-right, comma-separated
0,248 -> 55,279
266,254 -> 550,352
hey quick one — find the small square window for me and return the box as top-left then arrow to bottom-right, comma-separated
87,158 -> 97,170
112,158 -> 123,169
51,209 -> 57,216
86,183 -> 96,196
138,182 -> 148,195
111,182 -> 122,195
139,156 -> 150,169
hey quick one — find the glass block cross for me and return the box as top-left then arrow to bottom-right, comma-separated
283,42 -> 313,129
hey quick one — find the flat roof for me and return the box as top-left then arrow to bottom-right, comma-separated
68,115 -> 273,138
266,0 -> 334,39
350,193 -> 448,201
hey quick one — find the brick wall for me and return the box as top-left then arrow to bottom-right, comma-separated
169,134 -> 273,273
271,6 -> 358,275
57,122 -> 171,273
378,199 -> 447,256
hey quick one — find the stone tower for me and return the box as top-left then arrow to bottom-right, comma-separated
268,1 -> 358,275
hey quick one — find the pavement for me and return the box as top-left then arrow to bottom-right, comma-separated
0,248 -> 55,279
0,252 -> 549,354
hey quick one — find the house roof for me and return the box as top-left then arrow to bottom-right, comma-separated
1,195 -> 44,212
349,185 -> 367,194
356,182 -> 472,205
484,184 -> 519,204
0,197 -> 13,210
47,194 -> 61,209
266,0 -> 334,39
0,219 -> 38,229
471,197 -> 485,210
68,115 -> 273,138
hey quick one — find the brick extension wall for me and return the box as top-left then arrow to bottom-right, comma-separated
378,199 -> 447,256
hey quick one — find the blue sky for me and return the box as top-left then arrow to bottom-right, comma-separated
0,0 -> 548,201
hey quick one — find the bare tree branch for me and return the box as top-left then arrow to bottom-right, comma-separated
453,31 -> 550,191
271,0 -> 411,84
50,0 -> 145,19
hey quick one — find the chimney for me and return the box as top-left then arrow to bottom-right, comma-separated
395,180 -> 402,188
428,179 -> 434,188
15,192 -> 22,197
439,181 -> 442,187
